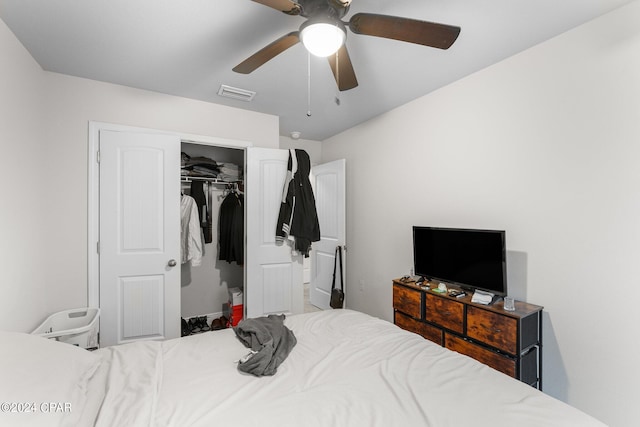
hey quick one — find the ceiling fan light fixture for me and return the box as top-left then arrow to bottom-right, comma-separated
300,19 -> 346,57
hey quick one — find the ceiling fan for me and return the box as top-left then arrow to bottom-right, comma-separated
233,0 -> 461,91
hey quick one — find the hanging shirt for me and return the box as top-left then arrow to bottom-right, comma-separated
181,194 -> 204,266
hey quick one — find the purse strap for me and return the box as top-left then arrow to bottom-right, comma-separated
331,246 -> 343,292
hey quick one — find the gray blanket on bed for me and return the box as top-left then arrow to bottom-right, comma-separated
233,314 -> 297,377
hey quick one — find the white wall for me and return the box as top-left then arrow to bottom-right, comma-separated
279,135 -> 323,166
322,2 -> 640,426
0,16 -> 280,332
0,18 -> 48,332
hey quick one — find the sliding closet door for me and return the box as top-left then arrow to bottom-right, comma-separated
310,159 -> 346,309
245,148 -> 303,318
99,130 -> 181,346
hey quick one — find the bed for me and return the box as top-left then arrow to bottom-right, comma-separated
1,309 -> 605,427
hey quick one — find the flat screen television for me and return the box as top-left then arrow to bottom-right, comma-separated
413,226 -> 507,297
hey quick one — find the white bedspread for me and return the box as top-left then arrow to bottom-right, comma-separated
94,309 -> 606,427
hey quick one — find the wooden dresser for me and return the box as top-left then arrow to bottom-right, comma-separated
393,278 -> 543,389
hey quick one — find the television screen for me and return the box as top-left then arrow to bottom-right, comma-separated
413,226 -> 507,296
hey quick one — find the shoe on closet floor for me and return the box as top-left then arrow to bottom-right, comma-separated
200,316 -> 210,332
211,317 -> 223,330
181,318 -> 191,337
210,316 -> 229,331
189,317 -> 201,333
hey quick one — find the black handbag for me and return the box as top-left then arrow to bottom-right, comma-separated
330,246 -> 344,309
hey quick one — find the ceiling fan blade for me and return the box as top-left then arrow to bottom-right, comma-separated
251,0 -> 301,15
327,44 -> 358,91
233,31 -> 300,74
348,13 -> 460,50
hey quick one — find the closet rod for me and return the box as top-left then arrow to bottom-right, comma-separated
181,176 -> 241,185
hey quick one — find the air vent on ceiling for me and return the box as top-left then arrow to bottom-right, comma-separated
217,84 -> 256,102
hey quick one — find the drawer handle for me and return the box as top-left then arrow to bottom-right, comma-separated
482,324 -> 501,333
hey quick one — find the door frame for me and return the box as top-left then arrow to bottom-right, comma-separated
87,121 -> 252,309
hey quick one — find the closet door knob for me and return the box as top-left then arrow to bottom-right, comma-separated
167,259 -> 177,267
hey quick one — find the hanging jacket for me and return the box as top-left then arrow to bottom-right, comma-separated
180,194 -> 204,266
219,191 -> 244,264
190,180 -> 212,243
275,149 -> 320,257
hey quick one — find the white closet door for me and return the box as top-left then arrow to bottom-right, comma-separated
99,130 -> 181,346
310,159 -> 346,309
245,148 -> 303,318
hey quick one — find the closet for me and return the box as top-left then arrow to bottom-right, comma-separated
180,142 -> 244,331
90,122 -> 344,347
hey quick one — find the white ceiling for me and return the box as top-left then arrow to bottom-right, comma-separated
0,0 -> 632,141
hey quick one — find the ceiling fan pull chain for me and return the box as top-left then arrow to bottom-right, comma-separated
335,50 -> 339,85
335,51 -> 341,106
307,51 -> 312,117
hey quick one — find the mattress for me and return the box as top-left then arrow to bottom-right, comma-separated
90,309 -> 605,427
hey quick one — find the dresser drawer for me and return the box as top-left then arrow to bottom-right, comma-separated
467,306 -> 517,355
395,311 -> 443,345
393,283 -> 423,319
445,333 -> 516,378
425,293 -> 464,334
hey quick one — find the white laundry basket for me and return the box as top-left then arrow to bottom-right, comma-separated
32,308 -> 100,349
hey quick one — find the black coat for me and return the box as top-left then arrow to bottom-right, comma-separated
219,192 -> 244,264
275,150 -> 320,257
